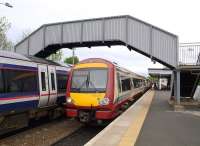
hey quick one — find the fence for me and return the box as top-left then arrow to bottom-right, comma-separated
179,42 -> 200,65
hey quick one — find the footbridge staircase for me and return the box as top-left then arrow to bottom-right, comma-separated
177,43 -> 200,99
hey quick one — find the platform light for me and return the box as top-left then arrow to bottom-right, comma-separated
152,60 -> 156,64
151,57 -> 156,64
0,2 -> 13,8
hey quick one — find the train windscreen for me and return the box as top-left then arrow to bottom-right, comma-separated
71,69 -> 108,93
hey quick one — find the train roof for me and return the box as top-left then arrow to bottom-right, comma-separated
79,58 -> 113,65
78,58 -> 146,79
0,50 -> 30,61
0,50 -> 71,68
115,65 -> 146,80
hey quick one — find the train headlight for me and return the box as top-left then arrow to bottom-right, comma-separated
99,97 -> 110,106
67,97 -> 72,104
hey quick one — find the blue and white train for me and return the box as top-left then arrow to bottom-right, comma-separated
0,50 -> 71,135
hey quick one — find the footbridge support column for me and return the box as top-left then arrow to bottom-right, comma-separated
174,70 -> 180,104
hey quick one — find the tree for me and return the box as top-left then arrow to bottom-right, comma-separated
0,17 -> 13,50
147,76 -> 158,82
48,50 -> 63,62
64,56 -> 79,65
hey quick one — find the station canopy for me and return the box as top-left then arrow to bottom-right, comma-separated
148,68 -> 172,78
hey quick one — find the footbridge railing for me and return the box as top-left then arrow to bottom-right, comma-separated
179,42 -> 200,66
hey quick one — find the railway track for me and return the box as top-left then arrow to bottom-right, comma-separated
53,125 -> 105,146
0,92 -> 146,146
53,93 -> 145,146
0,118 -> 82,146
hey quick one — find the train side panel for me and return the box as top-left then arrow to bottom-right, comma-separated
0,53 -> 70,135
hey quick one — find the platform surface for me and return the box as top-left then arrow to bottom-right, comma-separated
136,91 -> 200,146
85,91 -> 200,146
85,90 -> 154,146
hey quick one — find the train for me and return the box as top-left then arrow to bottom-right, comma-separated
0,50 -> 70,135
65,58 -> 150,123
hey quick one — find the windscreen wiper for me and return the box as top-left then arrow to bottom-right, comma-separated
88,80 -> 101,93
76,75 -> 89,92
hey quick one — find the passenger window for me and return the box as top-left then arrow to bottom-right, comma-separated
4,69 -> 38,93
41,72 -> 46,91
57,74 -> 68,93
0,70 -> 4,93
133,79 -> 139,88
121,78 -> 131,92
51,73 -> 55,90
117,73 -> 122,93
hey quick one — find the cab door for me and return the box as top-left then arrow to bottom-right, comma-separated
38,64 -> 49,107
47,66 -> 57,105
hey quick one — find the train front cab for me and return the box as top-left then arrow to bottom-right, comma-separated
66,60 -> 116,122
65,59 -> 147,123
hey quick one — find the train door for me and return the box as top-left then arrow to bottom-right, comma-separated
38,64 -> 49,107
47,66 -> 57,105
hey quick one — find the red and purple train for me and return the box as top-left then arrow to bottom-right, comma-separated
66,58 -> 149,123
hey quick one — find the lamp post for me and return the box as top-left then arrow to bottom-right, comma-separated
0,2 -> 13,8
72,48 -> 75,65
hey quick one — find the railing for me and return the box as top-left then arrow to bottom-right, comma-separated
179,42 -> 200,66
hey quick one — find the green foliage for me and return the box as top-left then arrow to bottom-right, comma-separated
147,76 -> 158,82
47,50 -> 63,62
64,56 -> 79,65
0,17 -> 13,50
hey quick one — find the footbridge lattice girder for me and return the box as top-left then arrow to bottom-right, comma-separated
15,15 -> 178,68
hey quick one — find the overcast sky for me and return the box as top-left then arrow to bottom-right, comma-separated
1,0 -> 200,76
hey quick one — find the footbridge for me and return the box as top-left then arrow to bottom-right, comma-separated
15,15 -> 178,69
16,15 -> 200,104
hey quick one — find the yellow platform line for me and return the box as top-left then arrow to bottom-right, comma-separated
118,91 -> 155,146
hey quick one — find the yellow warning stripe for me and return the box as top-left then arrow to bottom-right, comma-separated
118,91 -> 155,146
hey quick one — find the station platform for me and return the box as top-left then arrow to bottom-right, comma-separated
85,90 -> 200,146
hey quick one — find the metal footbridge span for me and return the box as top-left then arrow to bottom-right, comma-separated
15,15 -> 178,69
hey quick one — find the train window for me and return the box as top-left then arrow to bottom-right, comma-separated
117,73 -> 122,93
57,74 -> 68,93
71,69 -> 107,92
4,70 -> 38,93
121,78 -> 131,92
133,79 -> 140,88
71,70 -> 88,92
41,72 -> 46,91
51,73 -> 55,91
0,70 -> 4,93
88,69 -> 107,91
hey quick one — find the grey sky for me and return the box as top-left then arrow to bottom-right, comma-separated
1,0 -> 200,75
